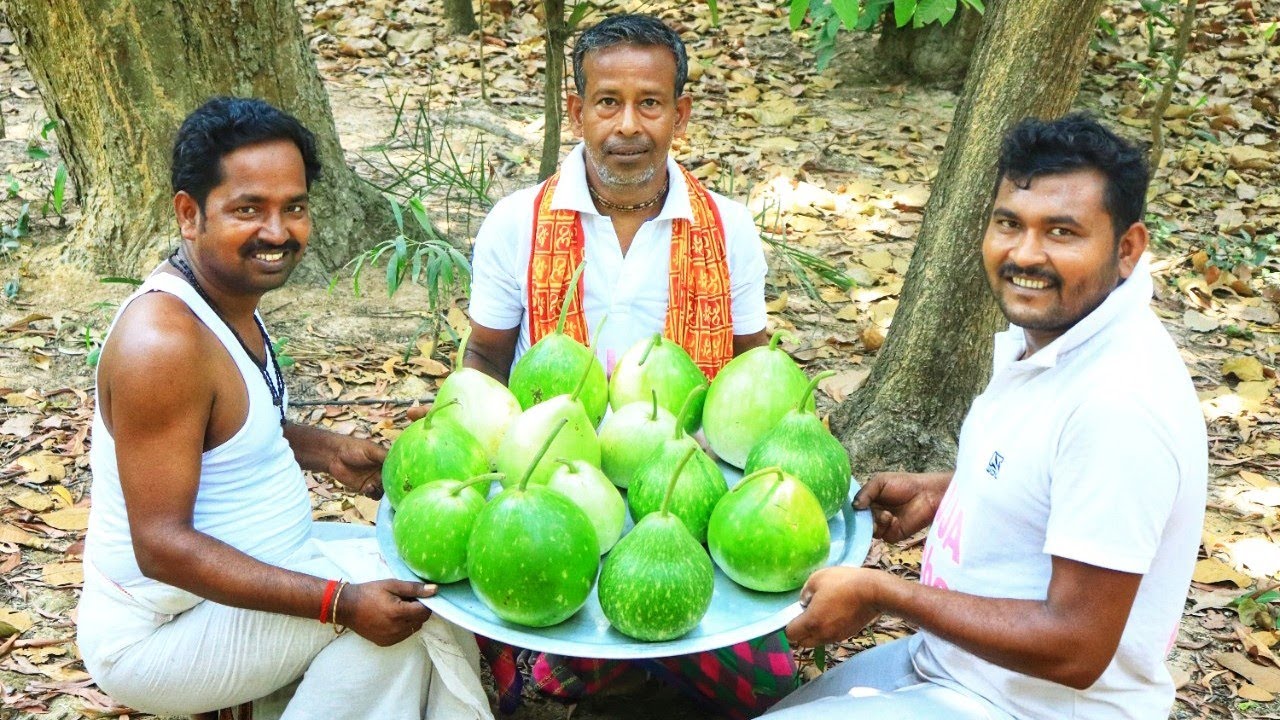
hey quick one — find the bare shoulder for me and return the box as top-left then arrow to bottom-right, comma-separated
101,292 -> 211,372
98,291 -> 218,413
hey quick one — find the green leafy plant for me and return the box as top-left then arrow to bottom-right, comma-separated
1232,587 -> 1280,630
754,201 -> 855,299
342,91 -> 489,316
272,337 -> 296,369
1223,325 -> 1255,341
84,325 -> 102,368
789,0 -> 986,70
1203,232 -> 1277,272
342,195 -> 472,311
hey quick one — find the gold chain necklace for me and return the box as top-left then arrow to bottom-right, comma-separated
587,176 -> 670,213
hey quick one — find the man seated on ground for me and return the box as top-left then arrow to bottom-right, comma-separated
768,113 -> 1207,720
463,13 -> 788,720
77,96 -> 491,720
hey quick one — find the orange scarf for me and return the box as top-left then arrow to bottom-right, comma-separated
527,166 -> 734,379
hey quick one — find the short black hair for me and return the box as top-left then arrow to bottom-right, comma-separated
572,14 -> 688,98
171,97 -> 321,209
996,112 -> 1149,240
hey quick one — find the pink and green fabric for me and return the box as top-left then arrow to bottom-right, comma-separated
479,631 -> 797,719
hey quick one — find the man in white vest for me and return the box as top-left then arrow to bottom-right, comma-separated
77,97 -> 490,720
769,113 -> 1206,720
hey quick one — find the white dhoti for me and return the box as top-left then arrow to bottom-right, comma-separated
76,524 -> 492,720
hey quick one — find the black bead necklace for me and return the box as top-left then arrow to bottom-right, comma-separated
167,249 -> 287,426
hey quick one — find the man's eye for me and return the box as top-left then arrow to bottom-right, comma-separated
286,204 -> 308,214
236,207 -> 258,216
599,98 -> 617,107
641,98 -> 659,107
997,219 -> 1018,229
1049,227 -> 1074,237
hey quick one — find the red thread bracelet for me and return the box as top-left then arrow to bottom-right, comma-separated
319,579 -> 340,623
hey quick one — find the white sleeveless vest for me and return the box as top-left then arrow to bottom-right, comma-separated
84,272 -> 313,615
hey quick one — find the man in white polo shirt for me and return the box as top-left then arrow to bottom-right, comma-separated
770,113 -> 1206,719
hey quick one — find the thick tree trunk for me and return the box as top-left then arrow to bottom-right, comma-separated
3,0 -> 390,277
445,0 -> 479,35
877,5 -> 983,86
539,0 -> 567,180
830,0 -> 1107,475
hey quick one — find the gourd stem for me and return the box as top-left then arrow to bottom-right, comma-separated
733,466 -> 782,494
430,398 -> 462,416
638,333 -> 662,366
518,418 -> 569,492
555,262 -> 588,335
588,313 -> 608,348
673,384 -> 707,440
661,446 -> 698,516
554,458 -> 578,473
768,330 -> 790,351
452,472 -> 504,496
455,326 -> 473,373
797,370 -> 836,411
649,389 -> 659,422
570,352 -> 597,402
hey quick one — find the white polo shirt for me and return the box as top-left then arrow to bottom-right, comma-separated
912,255 -> 1207,719
468,144 -> 768,373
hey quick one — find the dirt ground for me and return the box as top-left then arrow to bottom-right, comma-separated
1,1 -> 1279,719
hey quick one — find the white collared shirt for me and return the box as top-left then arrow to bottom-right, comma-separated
468,144 -> 767,373
912,256 -> 1208,719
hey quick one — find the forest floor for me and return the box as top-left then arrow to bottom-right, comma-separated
0,0 -> 1278,718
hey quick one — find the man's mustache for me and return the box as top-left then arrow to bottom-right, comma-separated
998,262 -> 1059,285
603,140 -> 652,154
246,239 -> 303,254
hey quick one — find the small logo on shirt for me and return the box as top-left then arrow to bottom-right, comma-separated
986,451 -> 1004,479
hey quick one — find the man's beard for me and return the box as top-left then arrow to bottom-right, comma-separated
584,143 -> 657,188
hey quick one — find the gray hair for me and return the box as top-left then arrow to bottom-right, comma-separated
572,14 -> 688,98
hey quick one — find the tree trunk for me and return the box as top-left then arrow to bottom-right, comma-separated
539,0 -> 567,180
3,0 -> 390,277
830,0 -> 1107,475
444,0 -> 479,35
877,5 -> 984,86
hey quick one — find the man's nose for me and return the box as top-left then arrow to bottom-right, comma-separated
617,104 -> 642,135
1008,231 -> 1048,267
259,212 -> 286,243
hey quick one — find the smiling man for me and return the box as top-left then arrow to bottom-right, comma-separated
464,14 -> 789,719
768,114 -> 1207,719
77,97 -> 490,719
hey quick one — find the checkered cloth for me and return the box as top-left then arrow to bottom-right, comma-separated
480,631 -> 797,719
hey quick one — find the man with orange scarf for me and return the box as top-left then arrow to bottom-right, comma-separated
464,13 -> 786,719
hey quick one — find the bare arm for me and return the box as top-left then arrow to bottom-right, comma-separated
283,422 -> 386,497
786,558 -> 1141,690
854,471 -> 954,542
464,321 -> 519,384
732,330 -> 768,356
102,298 -> 430,645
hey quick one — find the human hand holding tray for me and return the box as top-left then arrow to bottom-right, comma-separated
375,460 -> 872,659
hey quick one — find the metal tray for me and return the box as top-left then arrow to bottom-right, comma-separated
376,461 -> 871,659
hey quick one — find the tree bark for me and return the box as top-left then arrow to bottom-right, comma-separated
830,0 -> 1108,475
444,0 -> 479,35
539,0 -> 568,180
2,0 -> 391,277
877,5 -> 984,86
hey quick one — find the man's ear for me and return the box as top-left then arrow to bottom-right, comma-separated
174,191 -> 201,241
1116,221 -> 1149,279
674,94 -> 692,137
566,93 -> 584,138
